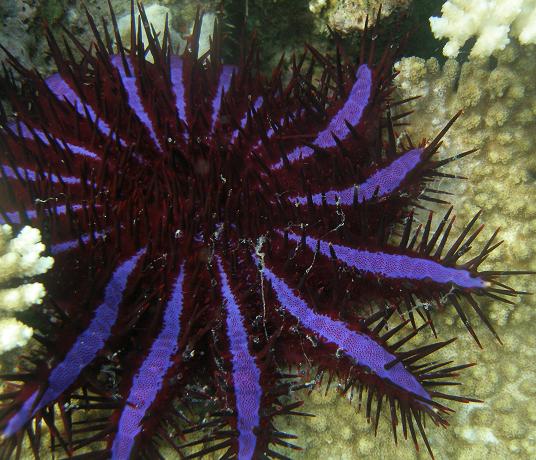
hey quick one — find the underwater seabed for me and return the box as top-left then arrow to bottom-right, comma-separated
275,313 -> 536,460
275,41 -> 536,460
0,0 -> 535,459
170,302 -> 536,458
189,4 -> 536,455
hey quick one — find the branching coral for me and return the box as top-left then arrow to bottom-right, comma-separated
0,225 -> 53,353
430,0 -> 536,58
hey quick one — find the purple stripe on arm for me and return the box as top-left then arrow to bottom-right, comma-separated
254,112 -> 299,150
2,249 -> 145,438
293,148 -> 425,206
211,65 -> 236,133
60,141 -> 100,160
7,123 -> 100,160
0,204 -> 87,225
272,64 -> 371,169
46,74 -> 114,139
314,64 -> 371,149
110,55 -> 163,152
2,165 -> 80,185
216,257 -> 261,460
260,261 -> 429,400
51,230 -> 108,255
0,211 -> 35,225
231,96 -> 264,143
170,57 -> 188,139
111,265 -> 186,460
286,232 -> 485,289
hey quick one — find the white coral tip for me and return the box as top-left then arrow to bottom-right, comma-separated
0,318 -> 33,352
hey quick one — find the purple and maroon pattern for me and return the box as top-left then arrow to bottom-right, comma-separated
110,264 -> 185,459
272,63 -> 372,169
259,259 -> 431,401
3,250 -> 145,438
0,5 -> 526,460
217,257 -> 262,459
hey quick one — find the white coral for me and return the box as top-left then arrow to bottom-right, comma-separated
117,4 -> 186,61
0,224 -> 53,353
430,0 -> 536,58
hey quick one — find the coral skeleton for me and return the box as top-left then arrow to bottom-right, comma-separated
430,0 -> 536,58
0,225 -> 53,353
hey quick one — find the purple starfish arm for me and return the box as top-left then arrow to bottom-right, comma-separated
1,165 -> 79,185
285,232 -> 486,289
231,96 -> 264,143
2,250 -> 145,438
0,204 -> 89,225
51,231 -> 108,255
110,265 -> 186,459
253,110 -> 302,154
211,65 -> 236,133
46,74 -> 114,139
272,64 -> 372,169
260,261 -> 430,400
111,55 -> 163,152
6,122 -> 100,160
170,57 -> 188,139
46,74 -> 128,147
293,148 -> 425,205
313,64 -> 372,148
216,257 -> 262,460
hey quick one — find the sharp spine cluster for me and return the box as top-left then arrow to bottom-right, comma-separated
0,3 -> 528,460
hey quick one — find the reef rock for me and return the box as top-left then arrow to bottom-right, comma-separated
309,0 -> 412,33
